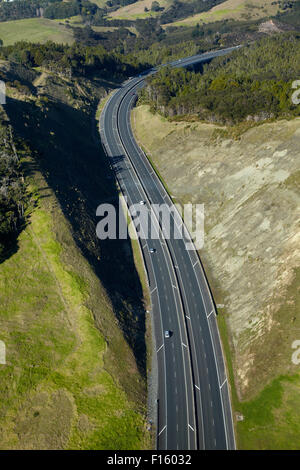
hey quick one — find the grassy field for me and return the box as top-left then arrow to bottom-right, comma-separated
164,0 -> 284,27
108,0 -> 172,20
0,18 -> 74,46
132,104 -> 300,449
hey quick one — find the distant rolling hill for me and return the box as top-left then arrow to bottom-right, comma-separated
109,0 -> 291,25
163,0 -> 291,26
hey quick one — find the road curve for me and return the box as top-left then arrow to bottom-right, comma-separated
100,48 -> 237,450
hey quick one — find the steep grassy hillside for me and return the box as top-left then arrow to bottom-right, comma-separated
0,61 -> 151,449
132,104 -> 300,449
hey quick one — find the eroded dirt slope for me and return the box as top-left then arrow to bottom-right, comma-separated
133,106 -> 300,400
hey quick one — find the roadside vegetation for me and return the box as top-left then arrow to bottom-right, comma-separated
139,33 -> 300,124
0,41 -> 142,79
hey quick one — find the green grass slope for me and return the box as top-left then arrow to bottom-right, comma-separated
0,173 -> 147,449
0,18 -> 75,46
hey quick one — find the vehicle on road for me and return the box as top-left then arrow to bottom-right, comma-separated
100,47 -> 238,451
139,200 -> 146,205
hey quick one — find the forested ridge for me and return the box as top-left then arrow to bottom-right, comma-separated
0,41 -> 144,79
0,0 -> 299,64
140,34 -> 300,124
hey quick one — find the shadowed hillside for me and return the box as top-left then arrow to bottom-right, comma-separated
0,60 -> 151,449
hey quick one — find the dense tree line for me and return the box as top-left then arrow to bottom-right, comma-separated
0,41 -> 145,79
44,1 -> 80,19
106,0 -> 137,7
87,11 -> 279,61
72,25 -> 104,46
135,18 -> 165,42
0,120 -> 28,260
0,0 -> 228,29
140,34 -> 300,124
73,23 -> 136,49
0,0 -> 57,22
0,0 -> 102,22
72,15 -> 219,56
63,15 -> 166,52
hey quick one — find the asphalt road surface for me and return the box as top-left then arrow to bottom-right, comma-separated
100,47 -> 238,450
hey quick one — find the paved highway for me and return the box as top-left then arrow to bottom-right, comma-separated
100,47 -> 237,450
